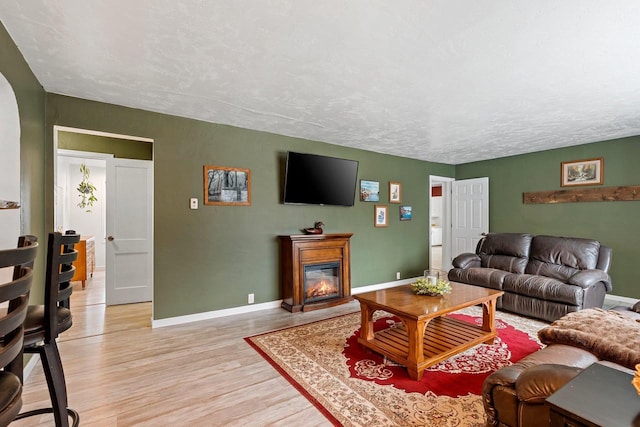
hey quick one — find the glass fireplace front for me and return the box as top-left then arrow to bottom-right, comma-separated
303,262 -> 341,304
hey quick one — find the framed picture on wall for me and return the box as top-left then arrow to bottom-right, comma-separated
204,165 -> 251,205
389,182 -> 401,203
374,205 -> 388,227
399,205 -> 412,221
561,158 -> 604,187
360,180 -> 380,202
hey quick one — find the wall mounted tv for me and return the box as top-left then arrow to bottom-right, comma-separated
283,151 -> 359,206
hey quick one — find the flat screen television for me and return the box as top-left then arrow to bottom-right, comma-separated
283,151 -> 359,206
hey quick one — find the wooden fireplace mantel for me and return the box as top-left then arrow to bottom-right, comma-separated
279,233 -> 353,312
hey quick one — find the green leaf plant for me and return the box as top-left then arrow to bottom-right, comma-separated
77,163 -> 98,212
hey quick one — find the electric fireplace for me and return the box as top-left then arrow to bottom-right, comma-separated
279,233 -> 353,312
304,262 -> 340,304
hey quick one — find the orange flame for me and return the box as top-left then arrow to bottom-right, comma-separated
306,279 -> 338,299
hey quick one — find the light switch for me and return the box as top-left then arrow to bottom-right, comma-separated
190,198 -> 198,209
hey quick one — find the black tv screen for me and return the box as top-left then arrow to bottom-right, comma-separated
283,152 -> 359,206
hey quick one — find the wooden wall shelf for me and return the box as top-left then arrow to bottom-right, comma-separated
523,185 -> 640,204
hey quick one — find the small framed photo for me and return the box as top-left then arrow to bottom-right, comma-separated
204,165 -> 251,206
389,182 -> 401,203
360,180 -> 380,202
561,158 -> 604,187
374,205 -> 388,227
399,205 -> 412,221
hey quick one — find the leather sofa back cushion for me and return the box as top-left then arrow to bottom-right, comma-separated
479,233 -> 532,273
526,235 -> 601,281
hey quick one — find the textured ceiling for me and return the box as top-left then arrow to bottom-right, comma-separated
2,1 -> 640,164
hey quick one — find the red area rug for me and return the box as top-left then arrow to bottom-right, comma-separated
344,312 -> 541,397
245,306 -> 547,426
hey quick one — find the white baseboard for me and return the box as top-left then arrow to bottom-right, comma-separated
151,280 -> 638,329
151,300 -> 283,328
604,293 -> 638,306
151,278 -> 419,328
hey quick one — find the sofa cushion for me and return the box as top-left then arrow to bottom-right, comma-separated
448,267 -> 511,290
503,274 -> 583,305
478,233 -> 532,274
525,235 -> 601,281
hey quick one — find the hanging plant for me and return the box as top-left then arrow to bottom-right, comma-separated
77,163 -> 98,212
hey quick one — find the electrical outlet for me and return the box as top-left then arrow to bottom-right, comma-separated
396,272 -> 401,280
248,293 -> 255,304
190,198 -> 198,209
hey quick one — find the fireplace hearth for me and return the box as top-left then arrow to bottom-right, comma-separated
279,233 -> 353,312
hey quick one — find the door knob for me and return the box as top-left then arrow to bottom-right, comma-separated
107,236 -> 114,241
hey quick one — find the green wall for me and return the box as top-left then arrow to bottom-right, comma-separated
456,136 -> 640,299
0,21 -> 47,301
58,131 -> 153,160
45,94 -> 454,319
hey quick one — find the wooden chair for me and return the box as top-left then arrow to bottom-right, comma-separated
0,240 -> 38,427
14,232 -> 80,427
6,235 -> 38,377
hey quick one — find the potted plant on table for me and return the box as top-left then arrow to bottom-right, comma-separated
412,277 -> 452,296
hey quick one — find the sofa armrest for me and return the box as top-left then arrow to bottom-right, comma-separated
568,269 -> 612,292
515,364 -> 583,403
482,365 -> 527,425
451,253 -> 480,269
482,345 -> 598,426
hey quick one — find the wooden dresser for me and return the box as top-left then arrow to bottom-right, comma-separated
72,235 -> 95,289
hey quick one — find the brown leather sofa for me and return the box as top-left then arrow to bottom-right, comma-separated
482,305 -> 640,427
448,233 -> 612,322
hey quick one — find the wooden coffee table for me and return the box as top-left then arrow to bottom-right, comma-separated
353,282 -> 503,380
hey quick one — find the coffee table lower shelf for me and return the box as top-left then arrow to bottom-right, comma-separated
358,315 -> 496,379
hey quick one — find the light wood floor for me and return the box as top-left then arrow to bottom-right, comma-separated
14,270 -> 358,426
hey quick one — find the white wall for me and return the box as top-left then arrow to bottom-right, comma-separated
430,195 -> 443,228
57,156 -> 107,267
0,73 -> 21,281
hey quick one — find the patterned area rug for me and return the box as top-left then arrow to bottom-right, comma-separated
245,306 -> 547,426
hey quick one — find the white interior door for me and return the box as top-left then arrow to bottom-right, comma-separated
451,177 -> 489,259
106,158 -> 153,305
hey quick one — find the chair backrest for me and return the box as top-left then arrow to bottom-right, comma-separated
8,235 -> 38,313
44,232 -> 80,343
12,235 -> 38,280
0,243 -> 38,371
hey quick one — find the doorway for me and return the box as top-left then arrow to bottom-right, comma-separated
429,176 -> 489,273
56,150 -> 110,267
53,126 -> 154,307
429,176 -> 454,272
0,72 -> 20,252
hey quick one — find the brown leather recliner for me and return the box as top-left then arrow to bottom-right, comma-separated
448,233 -> 613,322
482,306 -> 640,427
